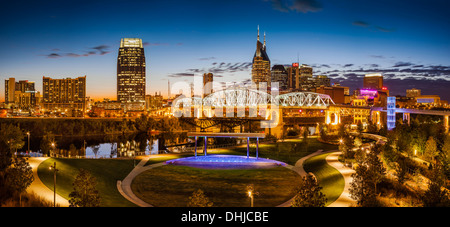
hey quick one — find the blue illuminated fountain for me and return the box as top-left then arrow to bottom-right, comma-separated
165,132 -> 286,169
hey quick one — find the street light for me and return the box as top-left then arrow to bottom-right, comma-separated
51,143 -> 55,157
49,162 -> 59,207
26,132 -> 30,155
248,190 -> 253,207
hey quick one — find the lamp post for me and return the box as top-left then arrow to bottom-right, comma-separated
51,143 -> 55,157
248,190 -> 253,207
26,132 -> 30,155
49,162 -> 59,207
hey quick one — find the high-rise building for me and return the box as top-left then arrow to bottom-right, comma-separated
117,38 -> 146,103
315,75 -> 331,87
286,63 -> 299,90
42,76 -> 86,116
4,78 -> 36,109
271,65 -> 288,91
251,27 -> 271,87
5,77 -> 16,104
363,73 -> 383,90
203,73 -> 213,97
406,88 -> 421,98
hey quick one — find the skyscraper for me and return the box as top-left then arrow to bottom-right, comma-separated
117,38 -> 146,103
251,26 -> 271,87
271,65 -> 288,91
4,78 -> 36,109
363,73 -> 383,90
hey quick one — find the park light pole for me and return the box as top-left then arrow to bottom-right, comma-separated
26,132 -> 30,155
51,142 -> 55,157
49,162 -> 59,207
248,190 -> 253,207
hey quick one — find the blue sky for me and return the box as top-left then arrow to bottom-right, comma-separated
1,0 -> 450,101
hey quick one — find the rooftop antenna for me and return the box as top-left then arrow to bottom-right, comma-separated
263,31 -> 266,47
257,25 -> 260,41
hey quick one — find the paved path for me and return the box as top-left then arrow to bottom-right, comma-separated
278,150 -> 355,207
117,155 -> 170,207
27,157 -> 70,207
119,150 -> 356,207
325,152 -> 356,207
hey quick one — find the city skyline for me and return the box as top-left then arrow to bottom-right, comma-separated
1,0 -> 450,102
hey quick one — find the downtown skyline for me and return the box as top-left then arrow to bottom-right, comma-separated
1,0 -> 450,102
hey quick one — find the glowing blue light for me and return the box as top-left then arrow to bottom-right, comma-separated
166,155 -> 286,169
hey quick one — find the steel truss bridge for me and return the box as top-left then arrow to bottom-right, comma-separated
172,87 -> 367,131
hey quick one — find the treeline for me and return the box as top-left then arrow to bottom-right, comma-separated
0,115 -> 185,137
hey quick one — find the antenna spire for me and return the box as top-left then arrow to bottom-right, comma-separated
257,25 -> 260,41
263,31 -> 266,47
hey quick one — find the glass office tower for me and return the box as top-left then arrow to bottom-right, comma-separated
117,38 -> 146,103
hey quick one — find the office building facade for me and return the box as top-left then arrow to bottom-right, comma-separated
251,27 -> 271,87
117,38 -> 146,104
4,78 -> 36,109
363,73 -> 383,90
42,76 -> 86,116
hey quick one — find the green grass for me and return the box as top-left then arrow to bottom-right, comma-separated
303,153 -> 345,206
35,138 -> 340,207
131,165 -> 301,207
37,158 -> 139,207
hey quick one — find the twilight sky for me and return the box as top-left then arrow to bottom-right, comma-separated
1,0 -> 450,101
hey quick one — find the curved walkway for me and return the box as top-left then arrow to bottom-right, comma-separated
117,155 -> 165,207
119,150 -> 356,207
325,152 -> 356,207
27,157 -> 70,207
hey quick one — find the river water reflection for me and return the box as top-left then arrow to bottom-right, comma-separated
23,132 -> 189,159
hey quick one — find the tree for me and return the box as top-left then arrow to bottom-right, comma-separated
421,164 -> 450,207
5,157 -> 34,206
187,189 -> 213,207
40,132 -> 55,156
365,150 -> 386,194
291,174 -> 327,207
68,169 -> 101,207
0,124 -> 25,155
424,136 -> 438,163
349,164 -> 377,207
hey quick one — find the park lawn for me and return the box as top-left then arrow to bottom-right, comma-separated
303,153 -> 345,206
131,165 -> 302,207
37,158 -> 139,207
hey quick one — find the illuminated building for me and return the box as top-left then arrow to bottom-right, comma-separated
363,73 -> 383,89
42,76 -> 86,116
286,63 -> 299,90
415,95 -> 440,105
117,38 -> 146,104
251,26 -> 271,87
5,78 -> 16,104
406,88 -> 421,98
315,75 -> 331,87
315,85 -> 345,104
271,65 -> 288,91
203,73 -> 213,97
4,78 -> 36,110
387,96 -> 396,130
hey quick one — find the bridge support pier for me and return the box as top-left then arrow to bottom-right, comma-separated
403,113 -> 410,125
445,115 -> 449,133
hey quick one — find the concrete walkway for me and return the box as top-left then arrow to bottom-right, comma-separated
277,149 -> 328,207
27,157 -> 70,207
119,150 -> 357,207
117,155 -> 170,207
325,152 -> 356,207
